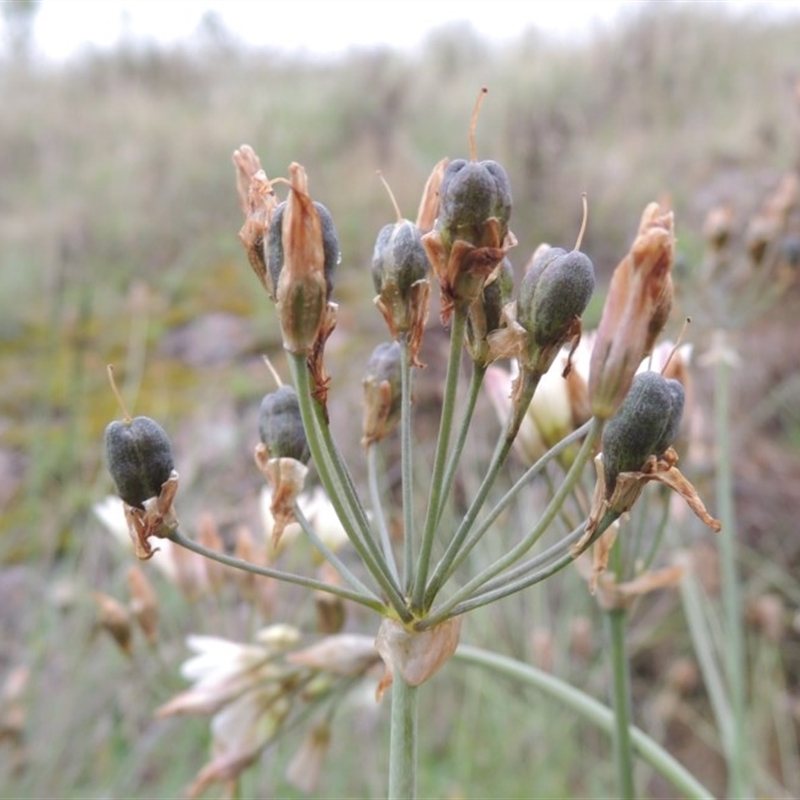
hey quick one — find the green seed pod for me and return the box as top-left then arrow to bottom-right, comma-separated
517,247 -> 595,348
601,371 -> 685,496
258,385 -> 311,463
267,200 -> 341,300
438,158 -> 512,248
371,220 -> 429,298
105,416 -> 175,509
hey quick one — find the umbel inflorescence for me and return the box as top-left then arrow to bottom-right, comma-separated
101,92 -> 721,796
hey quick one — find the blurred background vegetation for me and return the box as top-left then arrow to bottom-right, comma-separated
2,1 -> 800,797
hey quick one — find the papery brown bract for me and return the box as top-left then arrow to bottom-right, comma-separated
233,144 -> 279,295
589,202 -> 675,419
274,163 -> 340,356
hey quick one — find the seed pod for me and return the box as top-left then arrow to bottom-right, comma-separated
267,200 -> 340,301
515,246 -> 595,374
601,371 -> 685,496
372,219 -> 430,340
438,158 -> 512,249
105,416 -> 175,509
372,220 -> 429,299
362,341 -> 402,446
258,385 -> 311,463
518,247 -> 595,346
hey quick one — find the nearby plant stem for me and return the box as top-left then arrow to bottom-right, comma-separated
411,308 -> 468,610
167,528 -> 387,613
366,443 -> 401,587
388,675 -> 418,800
606,600 -> 637,800
288,353 -> 411,621
454,645 -> 715,800
400,335 -> 416,594
714,348 -> 750,798
676,544 -> 732,736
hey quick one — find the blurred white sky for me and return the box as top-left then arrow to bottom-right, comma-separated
27,0 -> 800,60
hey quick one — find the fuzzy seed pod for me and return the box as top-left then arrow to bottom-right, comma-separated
105,417 -> 175,509
601,371 -> 685,496
372,220 -> 429,299
258,385 -> 311,463
518,248 -> 595,345
372,220 -> 431,341
438,159 -> 512,248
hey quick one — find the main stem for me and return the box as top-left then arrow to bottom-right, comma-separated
715,349 -> 749,798
388,676 -> 418,800
606,604 -> 636,800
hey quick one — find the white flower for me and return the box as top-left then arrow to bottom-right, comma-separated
158,626 -> 300,718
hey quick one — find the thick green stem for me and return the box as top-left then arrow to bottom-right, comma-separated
366,443 -> 401,587
714,349 -> 750,798
455,645 -> 715,800
447,419 -> 594,578
388,676 -> 418,800
167,528 -> 387,613
430,418 -> 601,617
435,362 -> 487,527
293,503 -> 376,597
606,604 -> 637,800
421,511 -> 619,627
288,353 -> 410,621
423,368 -> 542,607
411,308 -> 468,610
400,335 -> 416,594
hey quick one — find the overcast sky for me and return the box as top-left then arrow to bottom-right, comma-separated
23,0 -> 800,61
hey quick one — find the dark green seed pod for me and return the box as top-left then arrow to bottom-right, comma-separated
438,158 -> 512,247
602,372 -> 685,496
517,247 -> 595,348
653,377 -> 685,456
105,416 -> 175,509
267,200 -> 341,300
371,220 -> 429,297
258,385 -> 311,463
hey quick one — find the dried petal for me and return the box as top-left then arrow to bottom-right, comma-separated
589,202 -> 675,419
127,565 -> 159,645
